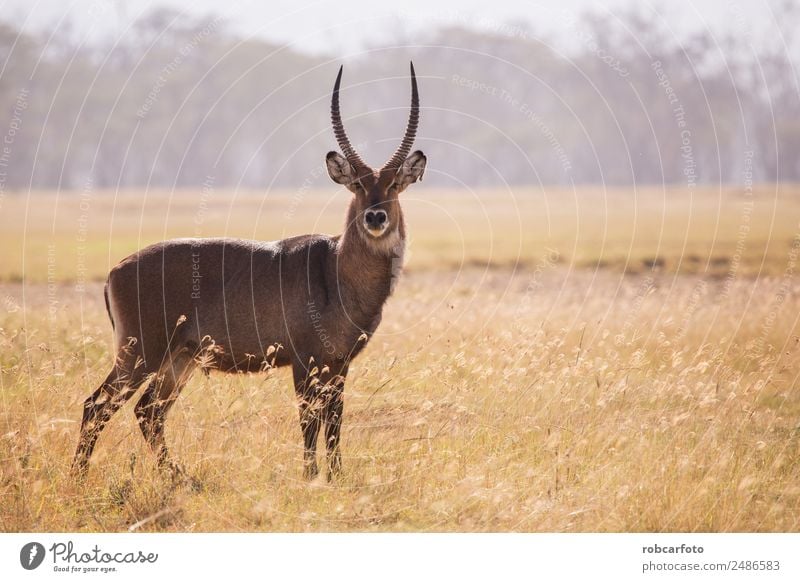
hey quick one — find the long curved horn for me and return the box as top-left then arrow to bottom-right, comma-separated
331,65 -> 370,175
381,62 -> 419,173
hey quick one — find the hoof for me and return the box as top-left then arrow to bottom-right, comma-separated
165,464 -> 203,492
303,464 -> 319,481
70,460 -> 89,480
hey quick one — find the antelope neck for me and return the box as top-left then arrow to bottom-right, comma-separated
332,203 -> 403,327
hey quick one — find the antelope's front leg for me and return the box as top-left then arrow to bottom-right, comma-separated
322,370 -> 347,480
293,362 -> 322,480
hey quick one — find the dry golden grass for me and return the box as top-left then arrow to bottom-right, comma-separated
2,183 -> 799,283
1,186 -> 800,531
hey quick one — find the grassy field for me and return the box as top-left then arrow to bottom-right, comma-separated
1,185 -> 800,532
2,183 -> 799,283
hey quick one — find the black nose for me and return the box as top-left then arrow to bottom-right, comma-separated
365,210 -> 387,228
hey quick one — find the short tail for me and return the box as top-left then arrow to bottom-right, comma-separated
104,282 -> 115,332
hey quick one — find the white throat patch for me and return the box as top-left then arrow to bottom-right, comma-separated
388,232 -> 406,293
354,224 -> 406,292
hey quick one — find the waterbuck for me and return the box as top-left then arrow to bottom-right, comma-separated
72,63 -> 426,481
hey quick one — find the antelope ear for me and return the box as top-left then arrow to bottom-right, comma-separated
393,150 -> 426,192
326,151 -> 356,185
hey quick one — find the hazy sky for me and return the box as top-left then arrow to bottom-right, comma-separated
1,0 -> 779,55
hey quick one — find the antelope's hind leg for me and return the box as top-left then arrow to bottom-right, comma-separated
72,341 -> 148,476
134,348 -> 196,475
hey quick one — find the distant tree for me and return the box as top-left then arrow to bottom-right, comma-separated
0,4 -> 797,190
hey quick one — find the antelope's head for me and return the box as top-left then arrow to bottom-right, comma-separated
326,63 -> 426,243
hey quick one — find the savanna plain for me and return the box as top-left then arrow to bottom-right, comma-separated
1,185 -> 799,532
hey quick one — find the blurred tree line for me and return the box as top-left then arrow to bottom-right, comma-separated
0,3 -> 798,191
